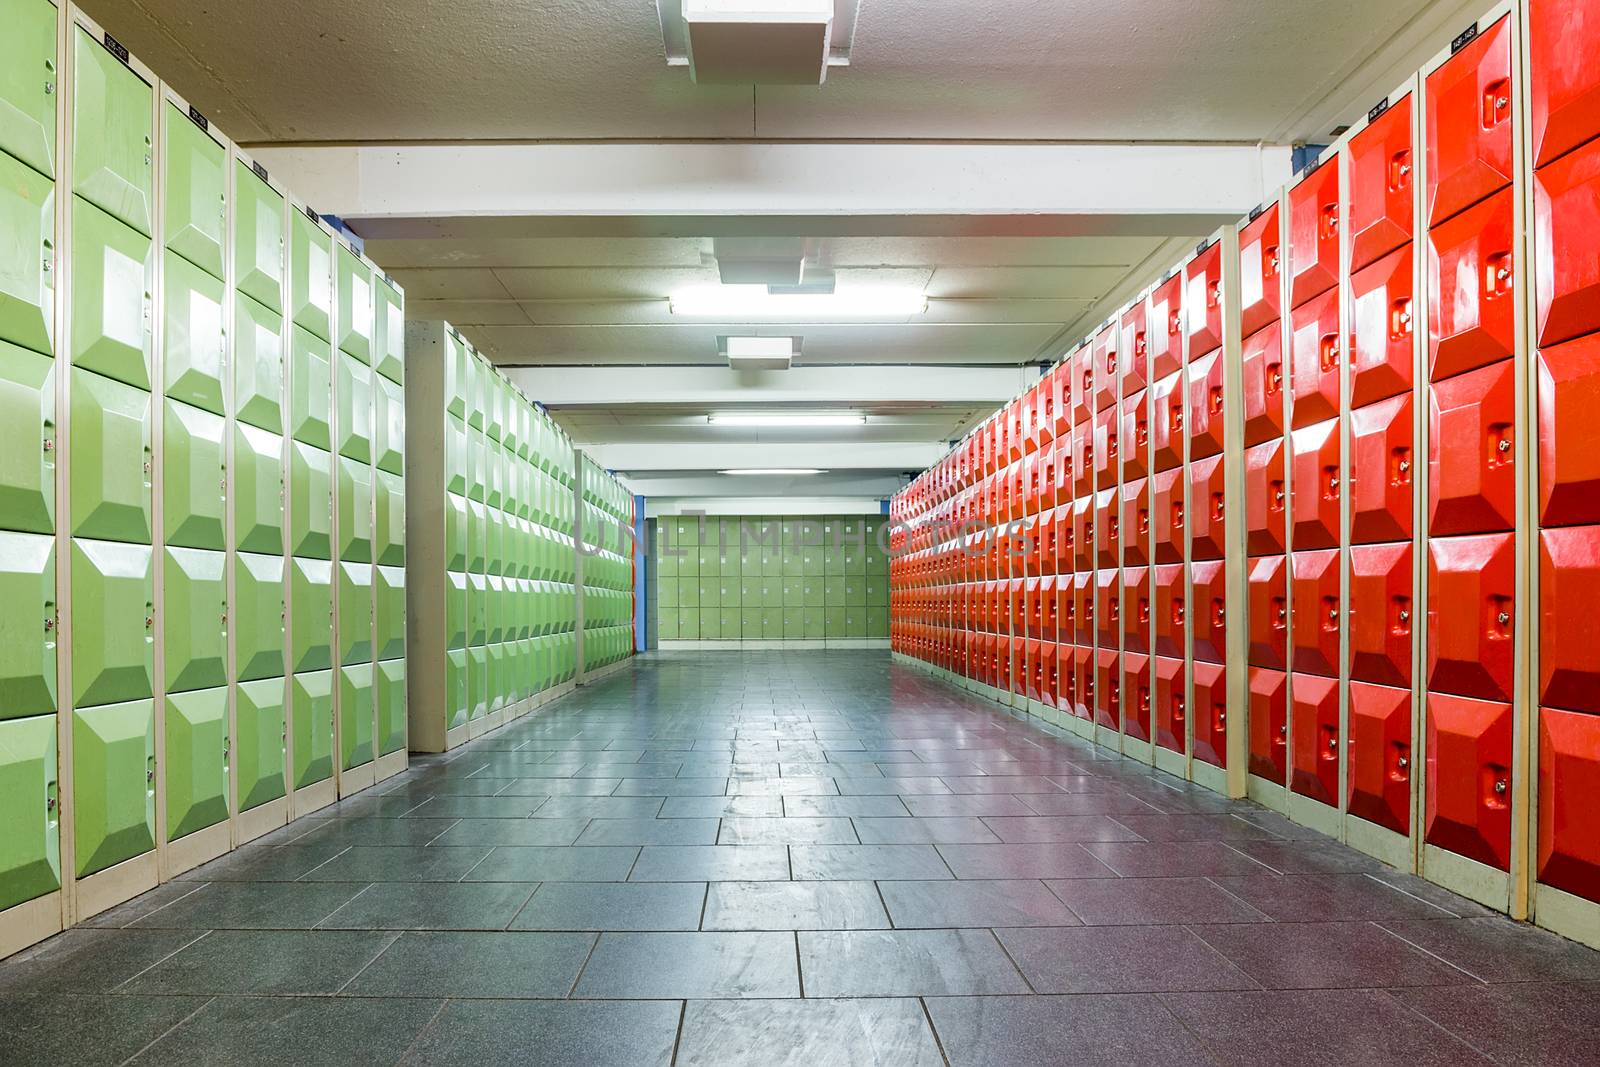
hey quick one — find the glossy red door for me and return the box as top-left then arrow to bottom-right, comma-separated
1189,559 -> 1225,665
1349,96 -> 1416,271
1123,566 -> 1150,655
1123,653 -> 1151,742
1188,454 -> 1226,561
1186,242 -> 1224,358
1188,352 -> 1225,460
1291,672 -> 1341,805
1053,507 -> 1073,574
1529,0 -> 1600,167
1057,578 -> 1076,644
1122,477 -> 1149,567
1242,324 -> 1287,446
1073,646 -> 1095,719
1074,421 -> 1094,498
1096,488 -> 1120,568
1428,187 -> 1517,381
1427,532 -> 1516,702
1149,272 -> 1185,381
1151,371 -> 1185,472
1534,137 -> 1600,347
1095,649 -> 1120,730
1425,693 -> 1513,871
1073,498 -> 1094,571
1051,364 -> 1072,439
1248,554 -> 1288,669
1540,526 -> 1600,712
1537,705 -> 1600,902
1349,244 -> 1416,408
1425,14 -> 1515,226
1240,204 -> 1283,336
1288,160 -> 1341,307
1155,656 -> 1185,754
1192,661 -> 1228,768
1349,392 -> 1414,544
1073,343 -> 1095,425
1033,379 -> 1055,450
1096,568 -> 1120,649
1428,357 -> 1516,535
1121,303 -> 1148,397
1291,548 -> 1341,677
1538,333 -> 1600,527
1349,541 -> 1414,688
1154,563 -> 1186,661
1151,466 -> 1185,567
1290,419 -> 1342,551
1248,667 -> 1289,784
1093,325 -> 1118,413
1291,288 -> 1342,428
1347,682 -> 1413,834
1121,390 -> 1149,481
1245,439 -> 1287,556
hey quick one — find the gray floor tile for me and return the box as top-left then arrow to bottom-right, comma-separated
940,775 -> 1068,794
934,843 -> 1117,879
702,881 -> 890,930
997,925 -> 1260,993
852,817 -> 1001,844
1190,921 -> 1478,989
1016,792 -> 1165,816
0,994 -> 211,1065
129,995 -> 440,1066
301,846 -> 493,882
902,795 -> 1040,818
835,777 -> 952,795
1377,916 -> 1600,983
0,928 -> 208,993
462,845 -> 640,881
130,882 -> 369,930
1391,981 -> 1600,1066
1210,873 -> 1458,922
1081,840 -> 1277,877
783,795 -> 912,818
630,846 -> 792,882
576,817 -> 720,846
117,929 -> 396,995
318,882 -> 537,930
790,844 -> 954,880
799,929 -> 1030,996
292,818 -> 461,847
397,1000 -> 680,1067
660,795 -> 784,818
343,931 -> 596,997
878,879 -> 1080,928
1046,877 -> 1271,925
979,815 -> 1146,843
175,843 -> 354,882
495,778 -> 620,796
927,994 -> 1214,1066
531,797 -> 667,819
1108,812 -> 1287,841
573,931 -> 799,998
403,795 -> 547,819
676,998 -> 943,1066
613,777 -> 730,796
512,882 -> 707,931
425,818 -> 591,847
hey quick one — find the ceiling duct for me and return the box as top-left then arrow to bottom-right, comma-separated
658,1 -> 862,86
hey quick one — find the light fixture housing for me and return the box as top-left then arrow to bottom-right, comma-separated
722,335 -> 797,370
708,412 -> 866,428
681,0 -> 834,85
671,285 -> 928,319
720,468 -> 826,476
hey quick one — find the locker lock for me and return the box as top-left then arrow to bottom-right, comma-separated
1497,438 -> 1511,453
1398,459 -> 1410,473
1328,737 -> 1338,751
1494,779 -> 1508,795
1398,609 -> 1410,624
1397,756 -> 1409,770
1497,611 -> 1511,625
1280,725 -> 1288,736
43,437 -> 53,453
1275,489 -> 1285,504
44,614 -> 55,633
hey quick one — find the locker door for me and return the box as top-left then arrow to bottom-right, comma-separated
1092,326 -> 1118,413
1151,467 -> 1183,566
70,199 -> 152,390
234,423 -> 284,556
1123,653 -> 1151,742
1248,668 -> 1288,783
234,292 -> 283,433
234,163 -> 284,314
71,697 -> 155,877
1288,161 -> 1340,307
337,457 -> 372,564
290,211 -> 332,342
1349,392 -> 1413,544
1349,541 -> 1413,688
1290,672 -> 1340,805
1428,358 -> 1516,535
1122,478 -> 1149,567
1534,138 -> 1600,348
1427,188 -> 1516,381
1093,407 -> 1119,492
235,677 -> 285,812
1189,559 -> 1224,665
1151,372 -> 1184,473
1539,526 -> 1600,711
1536,706 -> 1600,901
0,152 -> 55,356
1120,303 -> 1147,397
70,539 -> 152,707
161,399 -> 224,550
374,374 -> 404,475
1154,656 -> 1185,754
1425,693 -> 1513,870
336,355 -> 372,464
1095,488 -> 1120,568
1152,564 -> 1185,660
338,663 -> 373,771
1348,97 -> 1415,272
71,26 -> 153,235
1349,244 -> 1416,408
1539,333 -> 1600,527
1347,682 -> 1412,834
288,443 -> 332,559
289,557 -> 332,674
1529,0 -> 1600,167
1120,391 -> 1148,481
288,326 -> 332,450
1424,15 -> 1514,227
1095,568 -> 1120,650
1072,343 -> 1094,424
164,686 -> 228,840
162,102 -> 225,279
0,531 -> 56,717
234,551 -> 284,682
1247,554 -> 1288,668
1187,352 -> 1225,460
1427,532 -> 1515,701
1291,548 -> 1341,677
1192,661 -> 1227,768
1244,440 -> 1287,555
0,0 -> 58,178
162,546 -> 226,692
335,246 -> 373,363
0,714 -> 60,912
1188,455 -> 1225,561
1290,289 -> 1341,428
1186,243 -> 1223,358
1149,272 -> 1184,381
1095,649 -> 1119,730
1123,566 -> 1149,655
0,344 -> 54,536
377,659 -> 406,756
1239,204 -> 1282,337
1290,419 -> 1341,551
1241,325 -> 1285,448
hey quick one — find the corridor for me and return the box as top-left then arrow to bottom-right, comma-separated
3,651 -> 1598,1066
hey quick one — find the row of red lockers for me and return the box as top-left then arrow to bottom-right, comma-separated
889,0 -> 1600,914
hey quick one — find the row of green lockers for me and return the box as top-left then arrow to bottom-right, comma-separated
579,456 -> 635,668
654,517 -> 891,641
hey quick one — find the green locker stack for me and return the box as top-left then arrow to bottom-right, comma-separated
578,454 -> 635,677
405,320 -> 579,753
654,515 -> 889,646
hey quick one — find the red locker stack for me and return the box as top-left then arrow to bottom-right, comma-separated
1149,268 -> 1190,757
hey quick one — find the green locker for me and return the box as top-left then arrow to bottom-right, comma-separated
374,280 -> 404,385
781,548 -> 803,578
162,399 -> 224,550
699,609 -> 719,640
445,493 -> 467,571
70,197 -> 152,391
445,571 -> 467,650
803,609 -> 825,640
374,470 -> 404,567
467,434 -> 485,503
467,502 -> 486,574
233,423 -> 283,555
70,538 -> 152,707
699,579 -> 720,608
288,326 -> 331,449
697,547 -> 719,576
0,531 -> 55,717
445,650 -> 468,730
844,546 -> 866,577
233,551 -> 284,681
867,576 -> 889,606
485,574 -> 504,645
823,576 -> 846,605
288,442 -> 332,559
740,576 -> 761,605
0,0 -> 57,179
678,544 -> 698,578
485,509 -> 503,577
486,643 -> 505,712
486,375 -> 504,444
162,102 -> 224,279
843,576 -> 866,607
764,582 -> 784,609
824,607 -> 847,638
0,151 -> 54,357
163,686 -> 227,840
336,457 -> 372,563
658,579 -> 678,610
802,580 -> 824,609
844,610 -> 867,639
162,546 -> 226,693
290,210 -> 331,341
291,670 -> 333,788
234,293 -> 283,433
338,663 -> 372,770
376,659 -> 405,756
739,608 -> 760,638
678,577 -> 700,609
374,373 -> 403,475
71,26 -> 152,235
783,608 -> 804,639
70,369 -> 151,544
720,579 -> 740,607
0,341 -> 55,535
335,354 -> 371,464
288,557 -> 331,673
824,548 -> 844,577
445,335 -> 468,419
761,549 -> 782,578
234,161 -> 283,314
467,572 -> 487,646
71,696 -> 155,878
781,578 -> 802,606
657,610 -> 679,641
0,713 -> 60,912
162,250 -> 225,414
235,676 -> 285,811
467,645 -> 487,719
762,608 -> 783,640
337,561 -> 372,664
868,607 -> 890,638
335,246 -> 372,363
484,447 -> 503,513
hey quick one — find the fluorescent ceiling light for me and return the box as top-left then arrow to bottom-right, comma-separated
671,285 -> 928,318
708,412 -> 866,427
726,336 -> 796,358
721,468 -> 825,476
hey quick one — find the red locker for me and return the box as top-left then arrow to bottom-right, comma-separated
1291,672 -> 1341,805
1347,682 -> 1413,834
1122,479 -> 1150,567
1074,498 -> 1095,571
1010,398 -> 1026,463
1121,302 -> 1148,397
1427,531 -> 1516,702
1244,439 -> 1287,555
1155,656 -> 1186,755
1189,454 -> 1226,561
1073,645 -> 1096,720
1428,357 -> 1516,535
1350,244 -> 1416,408
1151,466 -> 1185,566
1040,642 -> 1060,709
1534,137 -> 1600,347
1051,440 -> 1071,509
1190,559 -> 1225,665
1059,578 -> 1078,644
1072,342 -> 1094,425
1124,565 -> 1151,655
1539,526 -> 1600,712
1291,548 -> 1341,678
1529,0 -> 1600,167
1074,422 -> 1095,498
1150,272 -> 1185,381
1058,645 -> 1078,713
1037,515 -> 1057,576
1096,568 -> 1121,649
1121,390 -> 1149,481
1248,667 -> 1289,784
1053,507 -> 1073,573
1349,392 -> 1414,544
1009,579 -> 1027,638
1428,187 -> 1517,381
1093,325 -> 1118,413
1538,333 -> 1600,527
1075,571 -> 1096,645
1242,323 -> 1287,446
1288,159 -> 1341,307
1349,541 -> 1414,688
1124,653 -> 1151,742
1151,371 -> 1185,472
1240,204 -> 1283,337
1095,649 -> 1120,730
1188,352 -> 1225,460
1192,661 -> 1228,768
1025,385 -> 1044,453
1538,705 -> 1600,902
1040,575 -> 1059,642
1425,692 -> 1513,871
1023,578 -> 1040,640
1186,242 -> 1224,358
1349,95 -> 1416,272
1024,639 -> 1044,701
1154,563 -> 1187,660
1096,488 -> 1120,568
1425,14 -> 1515,227
1290,419 -> 1342,551
1050,364 -> 1071,440
1093,406 -> 1119,489
1247,554 -> 1289,668
1290,288 -> 1342,428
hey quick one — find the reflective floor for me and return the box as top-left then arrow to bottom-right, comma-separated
4,650 -> 1599,1065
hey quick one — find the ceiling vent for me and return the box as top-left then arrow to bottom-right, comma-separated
720,335 -> 799,370
658,1 -> 861,85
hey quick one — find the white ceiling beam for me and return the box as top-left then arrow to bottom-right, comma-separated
501,364 -> 1033,408
583,440 -> 948,472
251,142 -> 1294,239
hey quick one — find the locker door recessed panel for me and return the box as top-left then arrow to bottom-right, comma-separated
71,26 -> 153,235
338,560 -> 373,665
377,658 -> 406,756
234,292 -> 284,433
1539,333 -> 1600,527
1425,692 -> 1513,871
1241,323 -> 1285,446
0,0 -> 59,179
1150,467 -> 1183,566
288,325 -> 332,450
1537,705 -> 1600,901
374,470 -> 405,568
1187,352 -> 1225,460
1290,288 -> 1342,429
1347,682 -> 1412,834
1529,0 -> 1600,167
0,531 -> 56,718
336,456 -> 373,564
1290,548 -> 1341,678
1185,243 -> 1223,358
1239,204 -> 1282,337
289,557 -> 332,674
234,161 -> 284,314
1120,389 -> 1148,482
1122,478 -> 1150,567
1290,671 -> 1340,805
234,550 -> 285,682
69,538 -> 153,707
0,152 -> 55,357
1290,418 -> 1341,551
1427,188 -> 1517,381
1533,137 -> 1600,348
1349,541 -> 1413,688
291,669 -> 333,788
290,211 -> 332,342
1427,532 -> 1515,702
235,676 -> 286,812
234,423 -> 284,556
1149,272 -> 1184,381
0,340 -> 56,534
70,198 -> 152,390
1539,525 -> 1600,712
1429,357 -> 1516,536
1247,554 -> 1288,669
161,545 -> 226,693
339,663 -> 373,771
1152,563 -> 1185,661
288,442 -> 333,560
1349,391 -> 1414,544
1123,565 -> 1149,655
1189,558 -> 1224,665
163,686 -> 228,840
1424,15 -> 1514,227
1192,661 -> 1227,769
71,697 -> 155,878
1348,95 -> 1415,271
1288,160 -> 1341,307
1151,372 -> 1184,473
0,713 -> 60,912
162,241 -> 227,414
1244,439 -> 1286,556
1248,667 -> 1288,784
335,247 -> 373,363
162,399 -> 225,550
336,354 -> 372,464
162,103 -> 225,278
1349,243 -> 1416,408
1188,454 -> 1226,561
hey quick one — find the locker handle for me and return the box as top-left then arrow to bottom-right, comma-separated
41,238 -> 53,288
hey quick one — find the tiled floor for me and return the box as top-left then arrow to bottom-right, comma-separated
5,650 -> 1600,1065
